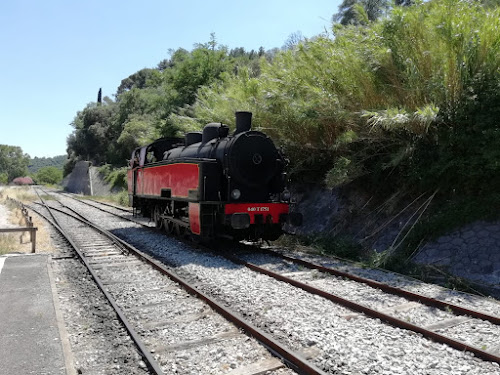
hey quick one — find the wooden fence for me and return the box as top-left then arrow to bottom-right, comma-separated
1,198 -> 38,253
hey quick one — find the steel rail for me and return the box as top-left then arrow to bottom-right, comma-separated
105,232 -> 328,375
51,190 -> 150,227
32,201 -> 132,256
39,192 -> 327,375
257,247 -> 500,325
48,191 -> 500,362
46,191 -> 500,327
32,194 -> 165,375
59,192 -> 132,213
223,253 -> 500,364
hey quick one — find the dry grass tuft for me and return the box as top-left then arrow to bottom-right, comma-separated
0,187 -> 56,254
0,186 -> 37,204
0,235 -> 18,255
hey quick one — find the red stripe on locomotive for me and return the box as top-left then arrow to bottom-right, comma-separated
225,203 -> 289,224
136,163 -> 199,198
127,170 -> 134,194
189,203 -> 201,235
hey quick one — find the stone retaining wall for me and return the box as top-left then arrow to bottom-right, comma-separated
61,161 -> 91,195
414,221 -> 500,288
292,186 -> 500,293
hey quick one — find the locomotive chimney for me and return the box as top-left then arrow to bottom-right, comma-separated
234,111 -> 252,135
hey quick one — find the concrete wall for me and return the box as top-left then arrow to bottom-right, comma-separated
62,162 -> 121,196
61,161 -> 91,195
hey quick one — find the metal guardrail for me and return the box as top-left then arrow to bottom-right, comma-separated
1,197 -> 38,253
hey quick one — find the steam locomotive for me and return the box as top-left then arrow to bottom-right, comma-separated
127,111 -> 301,241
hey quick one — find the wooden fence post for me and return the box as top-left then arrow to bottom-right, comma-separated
31,228 -> 36,253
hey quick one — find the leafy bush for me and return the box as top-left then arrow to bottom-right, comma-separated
98,165 -> 128,190
113,190 -> 130,206
35,166 -> 63,185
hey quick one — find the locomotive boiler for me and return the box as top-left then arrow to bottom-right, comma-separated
127,111 -> 301,241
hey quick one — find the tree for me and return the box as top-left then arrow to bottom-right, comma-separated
68,101 -> 117,165
283,31 -> 305,50
333,0 -> 390,25
28,155 -> 67,173
0,145 -> 29,182
67,34 -> 265,169
333,0 -> 417,26
116,68 -> 160,96
35,166 -> 63,185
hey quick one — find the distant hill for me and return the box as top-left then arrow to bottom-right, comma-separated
28,155 -> 67,173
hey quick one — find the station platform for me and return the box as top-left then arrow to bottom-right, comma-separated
0,254 -> 70,375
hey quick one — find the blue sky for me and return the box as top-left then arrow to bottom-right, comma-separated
0,0 -> 339,158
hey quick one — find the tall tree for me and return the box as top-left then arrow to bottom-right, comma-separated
333,0 -> 392,25
0,145 -> 29,182
68,101 -> 116,165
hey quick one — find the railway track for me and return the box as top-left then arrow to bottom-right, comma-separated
31,191 -> 318,375
227,249 -> 500,362
35,189 -> 500,374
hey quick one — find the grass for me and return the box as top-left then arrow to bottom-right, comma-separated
0,235 -> 17,255
0,186 -> 55,254
276,233 -> 364,261
0,186 -> 36,204
82,190 -> 130,207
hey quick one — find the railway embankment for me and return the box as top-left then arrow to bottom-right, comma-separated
290,186 -> 500,298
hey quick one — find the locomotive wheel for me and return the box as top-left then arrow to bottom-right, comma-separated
174,223 -> 186,237
164,219 -> 174,235
153,205 -> 163,230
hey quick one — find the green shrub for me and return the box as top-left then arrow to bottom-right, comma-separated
98,165 -> 128,190
35,166 -> 63,185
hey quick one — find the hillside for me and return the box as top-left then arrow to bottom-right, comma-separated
28,155 -> 67,174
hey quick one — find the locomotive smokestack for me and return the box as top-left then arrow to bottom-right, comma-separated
234,111 -> 252,135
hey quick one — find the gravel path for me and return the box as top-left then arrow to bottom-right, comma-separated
52,193 -> 500,375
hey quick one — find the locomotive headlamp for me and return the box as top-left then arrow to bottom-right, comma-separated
231,189 -> 241,200
281,190 -> 291,202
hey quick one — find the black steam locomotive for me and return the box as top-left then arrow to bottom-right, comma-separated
127,111 -> 301,241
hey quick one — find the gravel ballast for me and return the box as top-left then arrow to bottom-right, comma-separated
41,194 -> 296,375
55,194 -> 500,374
